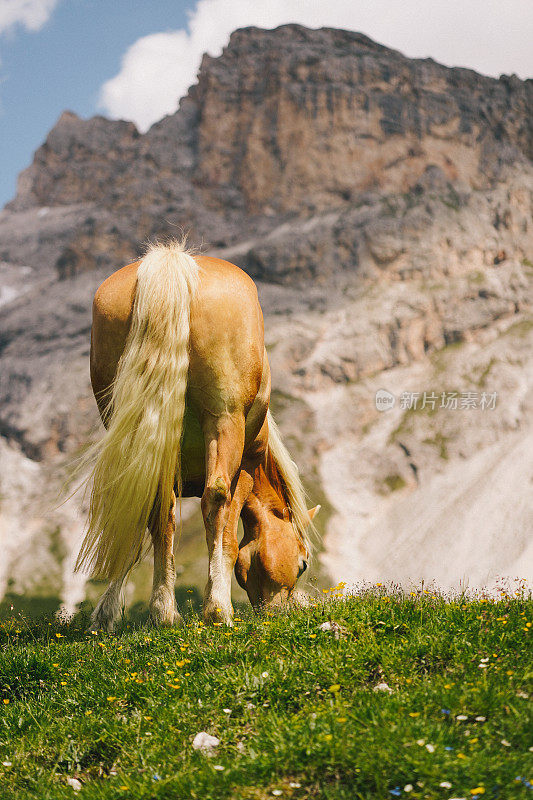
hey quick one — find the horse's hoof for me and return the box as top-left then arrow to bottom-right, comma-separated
149,605 -> 183,628
86,617 -> 114,634
203,602 -> 234,626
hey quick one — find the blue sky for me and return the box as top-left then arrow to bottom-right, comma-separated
1,0 -> 531,210
0,0 -> 190,206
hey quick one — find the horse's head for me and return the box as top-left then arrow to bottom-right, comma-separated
235,495 -> 320,608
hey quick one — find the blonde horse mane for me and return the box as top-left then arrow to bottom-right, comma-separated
265,410 -> 315,558
75,240 -> 199,580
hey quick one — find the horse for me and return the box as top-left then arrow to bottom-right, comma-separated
76,240 -> 319,631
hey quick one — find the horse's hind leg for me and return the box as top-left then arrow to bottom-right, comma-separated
149,489 -> 181,626
201,415 -> 246,625
89,569 -> 129,632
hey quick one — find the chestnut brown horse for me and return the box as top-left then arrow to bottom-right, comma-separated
76,241 -> 319,630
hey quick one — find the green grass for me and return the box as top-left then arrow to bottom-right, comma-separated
0,589 -> 532,799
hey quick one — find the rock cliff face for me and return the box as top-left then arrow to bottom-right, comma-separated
3,25 -> 532,280
0,24 -> 532,610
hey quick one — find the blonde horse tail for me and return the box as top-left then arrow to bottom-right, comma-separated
75,241 -> 199,580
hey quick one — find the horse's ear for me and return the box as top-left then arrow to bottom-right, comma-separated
308,505 -> 321,522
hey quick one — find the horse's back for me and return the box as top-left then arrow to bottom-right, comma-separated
90,254 -> 266,422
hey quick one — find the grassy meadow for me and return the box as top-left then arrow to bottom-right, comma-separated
0,586 -> 531,799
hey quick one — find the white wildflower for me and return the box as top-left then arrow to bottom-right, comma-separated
425,743 -> 435,753
404,785 -> 413,792
66,778 -> 82,792
475,716 -> 486,722
213,765 -> 224,771
440,781 -> 452,789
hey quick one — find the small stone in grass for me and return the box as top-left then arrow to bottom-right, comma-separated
440,781 -> 452,789
192,732 -> 220,751
404,785 -> 413,793
66,777 -> 82,792
223,708 -> 232,714
272,791 -> 283,797
318,620 -> 344,639
373,682 -> 393,694
213,765 -> 224,771
475,716 -> 486,722
456,714 -> 468,721
289,782 -> 301,788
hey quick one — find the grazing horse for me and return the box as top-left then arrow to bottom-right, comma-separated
76,241 -> 319,630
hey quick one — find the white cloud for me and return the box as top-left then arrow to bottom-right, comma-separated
99,0 -> 533,132
0,0 -> 60,35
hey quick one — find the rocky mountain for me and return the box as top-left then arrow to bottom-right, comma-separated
0,24 -> 532,613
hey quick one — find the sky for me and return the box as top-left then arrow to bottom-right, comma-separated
1,0 -> 532,209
